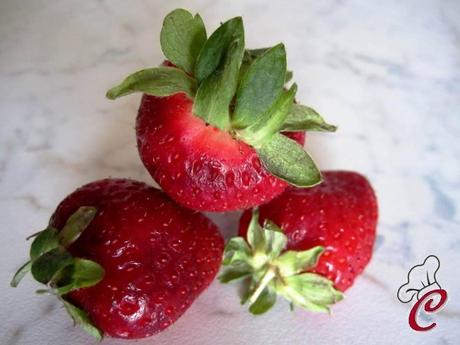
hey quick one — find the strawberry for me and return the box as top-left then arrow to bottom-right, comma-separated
221,171 -> 377,314
11,178 -> 224,340
136,94 -> 306,211
107,9 -> 335,211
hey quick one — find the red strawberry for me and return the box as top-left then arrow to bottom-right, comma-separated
220,171 -> 377,314
239,171 -> 378,291
11,178 -> 224,339
137,93 -> 305,211
107,9 -> 335,212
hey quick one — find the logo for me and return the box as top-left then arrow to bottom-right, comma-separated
397,255 -> 448,331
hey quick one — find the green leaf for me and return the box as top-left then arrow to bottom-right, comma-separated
55,258 -> 105,295
246,209 -> 266,255
106,67 -> 197,100
10,261 -> 32,287
193,38 -> 244,130
239,51 -> 255,81
59,207 -> 97,247
232,44 -> 287,129
289,273 -> 344,305
219,263 -> 253,283
277,273 -> 344,312
239,48 -> 268,78
277,284 -> 329,313
262,220 -> 288,259
240,278 -> 257,305
256,133 -> 322,187
194,17 -> 244,83
63,300 -> 103,341
249,286 -> 277,315
241,48 -> 293,84
223,237 -> 252,265
26,230 -> 46,240
239,83 -> 297,147
160,9 -> 207,74
281,104 -> 337,132
31,247 -> 74,284
263,219 -> 283,233
30,227 -> 60,260
245,48 -> 270,58
275,246 -> 324,277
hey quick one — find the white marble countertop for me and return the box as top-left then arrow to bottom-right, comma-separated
1,1 -> 459,344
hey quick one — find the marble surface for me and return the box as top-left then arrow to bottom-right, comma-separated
1,0 -> 459,344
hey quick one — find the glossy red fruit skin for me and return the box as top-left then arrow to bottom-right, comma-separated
50,179 -> 224,339
136,93 -> 305,212
239,171 -> 378,291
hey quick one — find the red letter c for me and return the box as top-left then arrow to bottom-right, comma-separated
408,289 -> 448,331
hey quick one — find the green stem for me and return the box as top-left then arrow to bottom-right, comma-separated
248,267 -> 276,304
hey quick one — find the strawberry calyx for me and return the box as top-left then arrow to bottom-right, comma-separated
106,8 -> 336,188
10,207 -> 104,341
220,209 -> 343,315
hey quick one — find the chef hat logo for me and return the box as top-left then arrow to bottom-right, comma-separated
397,255 -> 441,304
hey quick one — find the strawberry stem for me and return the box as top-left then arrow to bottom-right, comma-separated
10,207 -> 104,340
220,210 -> 344,314
248,266 -> 276,304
